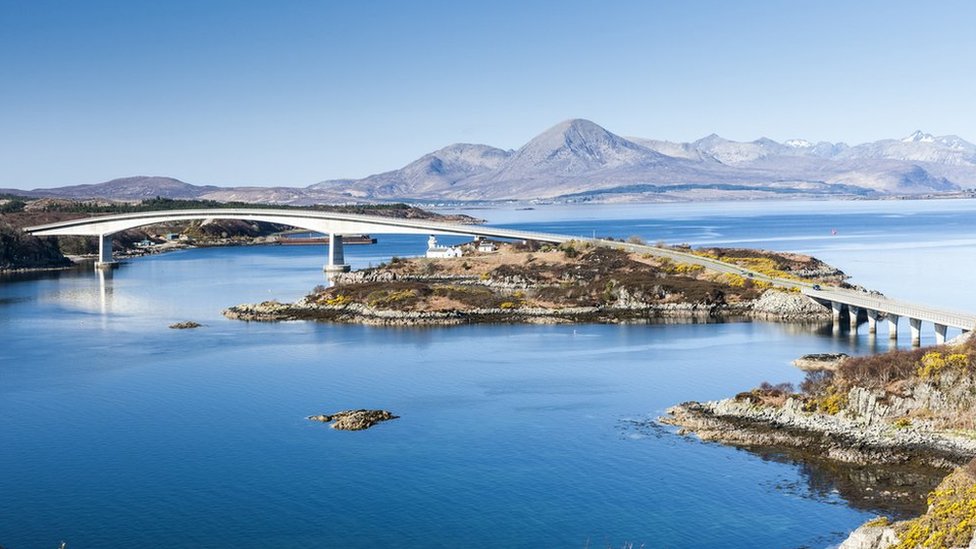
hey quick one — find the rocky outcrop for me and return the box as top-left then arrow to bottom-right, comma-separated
793,353 -> 850,371
307,410 -> 398,431
168,321 -> 202,329
223,300 -> 296,321
331,270 -> 399,285
838,523 -> 899,549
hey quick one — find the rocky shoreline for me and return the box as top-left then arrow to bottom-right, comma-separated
224,287 -> 830,326
662,396 -> 976,470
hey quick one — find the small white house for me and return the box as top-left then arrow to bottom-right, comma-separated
426,235 -> 462,259
477,240 -> 497,253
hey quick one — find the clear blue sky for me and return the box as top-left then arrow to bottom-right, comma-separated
3,0 -> 976,189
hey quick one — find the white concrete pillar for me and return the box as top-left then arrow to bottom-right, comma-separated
95,234 -> 116,269
887,314 -> 899,340
866,309 -> 879,334
324,233 -> 350,273
935,324 -> 948,345
910,318 -> 922,347
831,301 -> 843,322
848,305 -> 860,334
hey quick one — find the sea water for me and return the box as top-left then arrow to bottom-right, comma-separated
2,199 -> 975,548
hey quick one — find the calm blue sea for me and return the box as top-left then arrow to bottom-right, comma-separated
2,199 -> 975,548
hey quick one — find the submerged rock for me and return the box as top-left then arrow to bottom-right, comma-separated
307,409 -> 398,431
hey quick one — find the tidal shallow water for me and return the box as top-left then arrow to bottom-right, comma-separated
2,199 -> 975,548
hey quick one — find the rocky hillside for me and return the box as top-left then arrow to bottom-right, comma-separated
0,219 -> 72,270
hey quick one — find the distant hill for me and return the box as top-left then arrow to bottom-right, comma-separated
44,176 -> 220,200
8,120 -> 976,203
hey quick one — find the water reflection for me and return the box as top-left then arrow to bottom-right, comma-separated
750,446 -> 945,519
625,420 -> 945,520
97,267 -> 114,315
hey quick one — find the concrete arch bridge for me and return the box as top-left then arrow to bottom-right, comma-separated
23,208 -> 574,273
24,208 -> 975,345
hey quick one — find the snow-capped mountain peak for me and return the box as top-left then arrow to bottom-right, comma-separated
785,139 -> 813,148
903,130 -> 936,143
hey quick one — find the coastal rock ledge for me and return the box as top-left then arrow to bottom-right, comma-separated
662,397 -> 976,469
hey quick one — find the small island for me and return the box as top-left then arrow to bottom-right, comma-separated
307,409 -> 399,431
224,240 -> 847,325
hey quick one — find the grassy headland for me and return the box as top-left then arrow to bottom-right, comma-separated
225,239 -> 844,324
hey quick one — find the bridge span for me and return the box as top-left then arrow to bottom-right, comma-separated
24,208 -> 975,344
23,208 -> 574,273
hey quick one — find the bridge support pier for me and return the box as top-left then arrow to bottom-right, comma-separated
887,314 -> 899,341
831,301 -> 843,323
866,309 -> 879,334
910,318 -> 922,347
848,305 -> 860,334
324,233 -> 350,273
935,324 -> 948,345
95,234 -> 117,269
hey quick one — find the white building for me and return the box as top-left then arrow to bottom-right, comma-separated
426,235 -> 462,258
477,240 -> 497,253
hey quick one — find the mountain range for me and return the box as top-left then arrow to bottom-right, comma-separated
5,119 -> 976,204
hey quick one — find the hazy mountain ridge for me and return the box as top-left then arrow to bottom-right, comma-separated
8,120 -> 976,204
